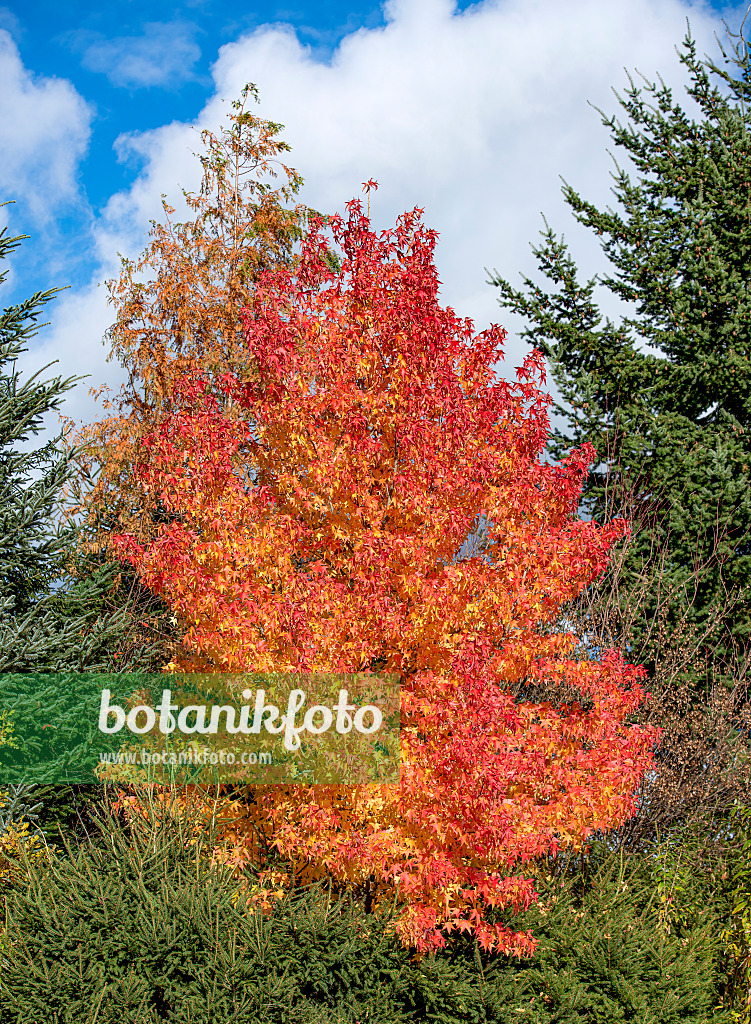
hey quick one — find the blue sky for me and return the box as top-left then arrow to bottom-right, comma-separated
2,0 -> 413,214
0,0 -> 746,438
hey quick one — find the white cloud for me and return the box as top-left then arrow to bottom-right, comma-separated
22,0 -> 751,441
95,120 -> 205,268
202,0 -> 738,361
0,30 -> 92,221
0,7 -> 21,35
77,22 -> 202,90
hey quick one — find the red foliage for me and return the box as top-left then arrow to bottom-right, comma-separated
114,187 -> 657,954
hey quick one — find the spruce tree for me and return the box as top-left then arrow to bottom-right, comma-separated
0,211 -> 156,673
0,212 -> 174,845
489,23 -> 751,676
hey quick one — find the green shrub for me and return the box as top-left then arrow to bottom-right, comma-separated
0,796 -> 735,1023
721,806 -> 751,1023
438,843 -> 733,1024
0,790 -> 411,1023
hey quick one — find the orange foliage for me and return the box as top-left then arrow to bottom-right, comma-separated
65,84 -> 308,552
114,185 -> 658,955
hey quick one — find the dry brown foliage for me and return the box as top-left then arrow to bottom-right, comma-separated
557,471 -> 751,848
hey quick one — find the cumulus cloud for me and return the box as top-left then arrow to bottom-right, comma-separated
0,30 -> 92,220
97,0 -> 744,370
26,0 -> 751,440
203,0 -> 741,357
76,21 -> 202,90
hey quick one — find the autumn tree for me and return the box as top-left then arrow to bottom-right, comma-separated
63,86 -> 311,666
114,188 -> 657,955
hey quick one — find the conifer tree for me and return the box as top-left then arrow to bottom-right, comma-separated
489,23 -> 751,676
0,213 -> 151,672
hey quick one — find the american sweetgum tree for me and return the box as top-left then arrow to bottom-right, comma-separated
114,184 -> 658,955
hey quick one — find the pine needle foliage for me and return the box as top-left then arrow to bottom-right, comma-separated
0,789 -> 414,1024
